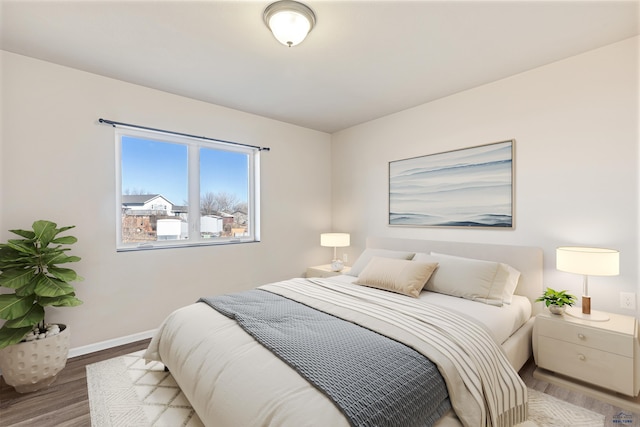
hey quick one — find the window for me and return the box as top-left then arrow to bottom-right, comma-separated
115,128 -> 260,251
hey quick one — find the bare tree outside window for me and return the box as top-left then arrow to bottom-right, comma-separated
200,191 -> 241,215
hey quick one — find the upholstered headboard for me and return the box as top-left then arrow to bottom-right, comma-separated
366,237 -> 544,314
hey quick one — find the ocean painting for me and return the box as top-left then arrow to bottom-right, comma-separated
389,140 -> 514,227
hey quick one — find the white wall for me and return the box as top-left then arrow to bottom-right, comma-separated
1,35 -> 638,352
0,51 -> 333,349
332,37 -> 639,317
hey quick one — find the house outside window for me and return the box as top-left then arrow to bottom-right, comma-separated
115,128 -> 260,251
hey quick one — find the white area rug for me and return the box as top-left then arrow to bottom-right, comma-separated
87,350 -> 605,427
526,388 -> 604,427
87,350 -> 203,427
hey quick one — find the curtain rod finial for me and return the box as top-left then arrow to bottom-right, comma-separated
98,118 -> 115,127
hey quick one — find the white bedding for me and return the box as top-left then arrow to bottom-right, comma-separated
145,236 -> 544,427
145,275 -> 528,427
331,273 -> 532,344
146,302 -> 350,427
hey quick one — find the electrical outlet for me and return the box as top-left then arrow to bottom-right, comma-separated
343,253 -> 348,264
620,292 -> 636,310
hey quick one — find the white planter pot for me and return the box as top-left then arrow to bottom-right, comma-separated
548,305 -> 566,315
0,324 -> 70,393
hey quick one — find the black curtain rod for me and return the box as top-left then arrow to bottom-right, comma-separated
98,118 -> 270,151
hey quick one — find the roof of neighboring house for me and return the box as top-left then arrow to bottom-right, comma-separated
202,214 -> 223,219
122,194 -> 174,206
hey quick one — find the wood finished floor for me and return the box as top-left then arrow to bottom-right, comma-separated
0,340 -> 637,426
0,339 -> 150,427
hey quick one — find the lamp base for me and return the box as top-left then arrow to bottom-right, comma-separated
581,295 -> 591,315
330,259 -> 344,272
565,306 -> 610,322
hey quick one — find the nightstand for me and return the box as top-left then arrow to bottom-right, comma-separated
533,309 -> 640,411
306,264 -> 351,278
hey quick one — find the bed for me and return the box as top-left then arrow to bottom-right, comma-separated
144,237 -> 543,427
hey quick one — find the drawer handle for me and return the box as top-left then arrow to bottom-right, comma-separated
577,333 -> 585,340
578,354 -> 586,361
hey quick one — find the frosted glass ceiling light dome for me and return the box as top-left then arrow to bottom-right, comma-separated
263,1 -> 316,47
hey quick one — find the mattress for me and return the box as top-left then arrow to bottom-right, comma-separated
331,273 -> 532,344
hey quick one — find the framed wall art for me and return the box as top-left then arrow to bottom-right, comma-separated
389,139 -> 514,228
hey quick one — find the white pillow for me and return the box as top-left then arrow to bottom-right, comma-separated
413,252 -> 506,306
494,263 -> 521,304
354,257 -> 438,298
429,252 -> 521,304
348,249 -> 415,277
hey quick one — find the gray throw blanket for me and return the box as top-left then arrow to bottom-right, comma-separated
198,289 -> 451,427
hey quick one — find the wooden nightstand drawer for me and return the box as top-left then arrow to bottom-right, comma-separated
537,335 -> 634,395
536,315 -> 633,357
534,310 -> 640,401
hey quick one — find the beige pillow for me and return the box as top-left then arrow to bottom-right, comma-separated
354,256 -> 438,298
348,249 -> 416,276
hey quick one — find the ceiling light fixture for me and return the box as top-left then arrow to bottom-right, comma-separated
263,0 -> 316,47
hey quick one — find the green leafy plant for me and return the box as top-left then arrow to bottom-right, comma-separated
535,287 -> 576,307
0,220 -> 83,349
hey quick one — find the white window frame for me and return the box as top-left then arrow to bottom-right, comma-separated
115,127 -> 261,251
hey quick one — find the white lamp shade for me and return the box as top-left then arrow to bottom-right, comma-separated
556,246 -> 619,276
320,233 -> 350,248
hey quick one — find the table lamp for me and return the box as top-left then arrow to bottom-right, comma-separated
556,246 -> 619,321
320,233 -> 350,272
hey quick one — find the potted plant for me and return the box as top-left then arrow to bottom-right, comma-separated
0,220 -> 83,393
535,287 -> 576,315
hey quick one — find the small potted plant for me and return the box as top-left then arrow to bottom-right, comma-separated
535,287 -> 576,315
0,220 -> 83,392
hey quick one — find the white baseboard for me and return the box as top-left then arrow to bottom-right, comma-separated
68,329 -> 157,358
0,330 -> 157,377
